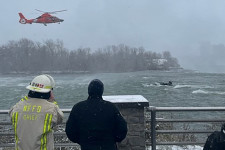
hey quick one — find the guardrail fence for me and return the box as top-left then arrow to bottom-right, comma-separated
1,107 -> 225,150
145,106 -> 225,150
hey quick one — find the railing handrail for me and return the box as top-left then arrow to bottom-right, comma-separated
1,106 -> 224,114
0,109 -> 73,114
147,106 -> 225,111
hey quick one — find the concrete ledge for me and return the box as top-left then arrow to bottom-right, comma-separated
103,95 -> 149,108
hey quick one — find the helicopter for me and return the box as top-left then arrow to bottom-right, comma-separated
18,9 -> 66,26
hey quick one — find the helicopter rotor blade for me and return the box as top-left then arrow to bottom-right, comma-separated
35,9 -> 67,14
48,10 -> 67,14
35,9 -> 45,13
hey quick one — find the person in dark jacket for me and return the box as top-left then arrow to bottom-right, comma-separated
203,123 -> 225,150
65,79 -> 127,150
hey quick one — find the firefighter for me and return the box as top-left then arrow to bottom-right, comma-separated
9,74 -> 64,150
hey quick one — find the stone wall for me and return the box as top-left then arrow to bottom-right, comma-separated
103,95 -> 149,150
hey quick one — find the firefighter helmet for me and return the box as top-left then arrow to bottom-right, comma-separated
44,74 -> 55,88
26,74 -> 55,93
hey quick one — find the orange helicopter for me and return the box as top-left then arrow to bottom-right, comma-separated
19,9 -> 66,26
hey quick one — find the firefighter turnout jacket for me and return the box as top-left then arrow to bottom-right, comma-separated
9,97 -> 63,150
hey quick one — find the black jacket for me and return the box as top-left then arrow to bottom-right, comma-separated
65,97 -> 127,150
203,131 -> 225,150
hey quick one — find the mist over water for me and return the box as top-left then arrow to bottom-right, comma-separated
173,42 -> 225,73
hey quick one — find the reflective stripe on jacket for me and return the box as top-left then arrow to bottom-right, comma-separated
9,97 -> 63,150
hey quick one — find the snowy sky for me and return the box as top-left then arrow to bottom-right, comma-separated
1,0 -> 225,73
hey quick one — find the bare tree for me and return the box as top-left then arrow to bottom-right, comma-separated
0,39 -> 180,73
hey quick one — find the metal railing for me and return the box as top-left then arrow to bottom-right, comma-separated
145,106 -> 225,150
1,107 -> 225,150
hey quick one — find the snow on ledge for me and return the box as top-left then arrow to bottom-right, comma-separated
103,95 -> 148,103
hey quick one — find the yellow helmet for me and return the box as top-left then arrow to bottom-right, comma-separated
26,74 -> 55,93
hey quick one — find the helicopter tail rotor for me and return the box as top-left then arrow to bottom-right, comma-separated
18,13 -> 27,24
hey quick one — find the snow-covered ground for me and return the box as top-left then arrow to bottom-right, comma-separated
147,145 -> 203,150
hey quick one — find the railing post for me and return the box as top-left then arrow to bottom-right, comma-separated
150,106 -> 156,150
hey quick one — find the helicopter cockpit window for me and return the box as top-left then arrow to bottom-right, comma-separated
51,17 -> 56,21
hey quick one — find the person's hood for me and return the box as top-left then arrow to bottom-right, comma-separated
88,79 -> 104,98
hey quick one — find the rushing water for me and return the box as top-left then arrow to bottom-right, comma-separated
1,70 -> 225,150
1,69 -> 225,110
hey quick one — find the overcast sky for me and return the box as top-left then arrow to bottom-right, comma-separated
1,0 -> 225,73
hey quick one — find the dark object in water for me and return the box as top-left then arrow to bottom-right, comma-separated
159,81 -> 173,86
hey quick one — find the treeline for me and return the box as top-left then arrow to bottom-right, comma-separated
0,38 -> 180,73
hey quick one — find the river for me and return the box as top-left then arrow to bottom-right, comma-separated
1,69 -> 225,109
